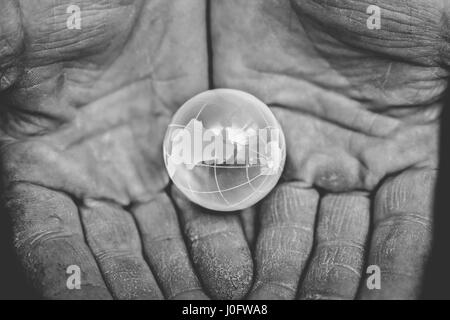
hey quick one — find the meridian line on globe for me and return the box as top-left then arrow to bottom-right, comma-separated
258,105 -> 270,127
228,172 -> 271,209
195,102 -> 209,120
246,162 -> 257,193
214,161 -> 231,206
186,178 -> 195,197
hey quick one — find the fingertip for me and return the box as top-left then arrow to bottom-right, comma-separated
50,284 -> 113,300
192,235 -> 253,299
170,289 -> 210,300
248,283 -> 296,300
170,185 -> 253,300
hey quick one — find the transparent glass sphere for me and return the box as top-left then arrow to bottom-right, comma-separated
163,89 -> 286,211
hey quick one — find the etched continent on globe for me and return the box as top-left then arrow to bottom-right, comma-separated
163,89 -> 286,211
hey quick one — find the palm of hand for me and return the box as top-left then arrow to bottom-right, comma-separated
1,0 -> 448,300
0,0 -> 218,299
211,0 -> 447,299
213,0 -> 446,191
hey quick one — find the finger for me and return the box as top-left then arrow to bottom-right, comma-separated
80,200 -> 163,300
299,193 -> 370,300
3,183 -> 112,299
359,169 -> 435,299
248,182 -> 318,300
132,193 -> 208,300
171,186 -> 253,300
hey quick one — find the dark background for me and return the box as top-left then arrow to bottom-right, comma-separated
0,89 -> 449,300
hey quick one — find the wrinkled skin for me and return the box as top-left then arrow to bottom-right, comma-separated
0,0 -> 448,299
212,0 -> 448,299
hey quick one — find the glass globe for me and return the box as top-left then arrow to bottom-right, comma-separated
163,89 -> 286,211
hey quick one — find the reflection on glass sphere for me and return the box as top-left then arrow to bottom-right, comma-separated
163,89 -> 286,212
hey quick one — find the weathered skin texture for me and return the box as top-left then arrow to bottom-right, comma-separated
0,0 -> 253,300
249,183 -> 318,300
211,0 -> 447,299
171,186 -> 253,300
0,0 -> 448,299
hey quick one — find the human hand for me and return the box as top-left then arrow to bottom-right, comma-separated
211,0 -> 449,299
0,0 -> 253,300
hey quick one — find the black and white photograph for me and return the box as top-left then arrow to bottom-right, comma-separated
0,0 -> 450,305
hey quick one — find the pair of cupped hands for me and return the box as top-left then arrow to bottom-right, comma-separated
0,0 -> 448,300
